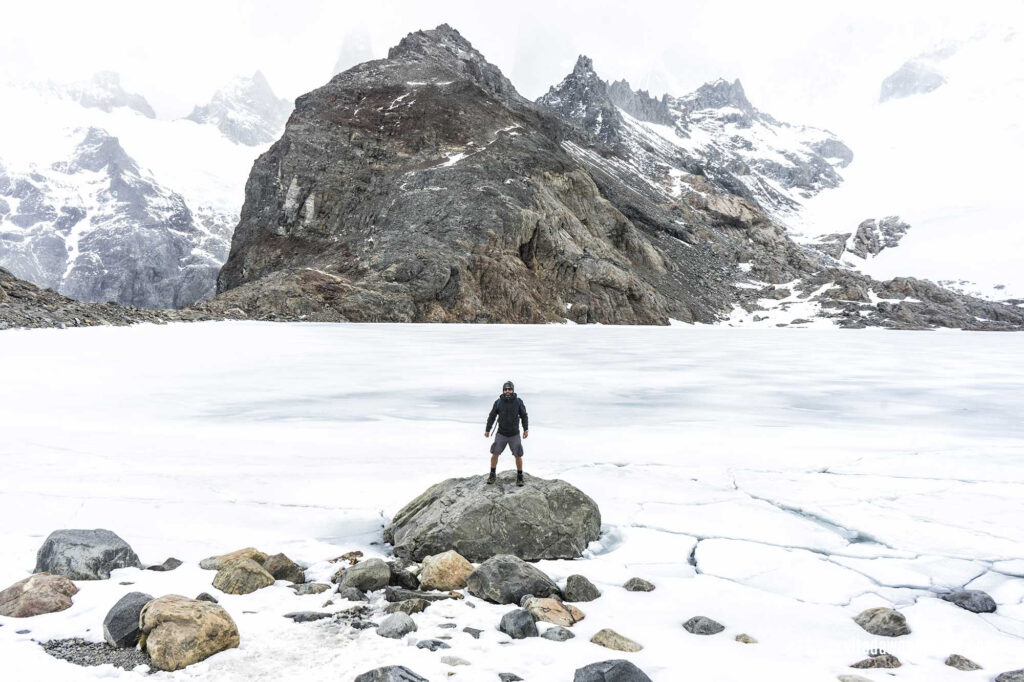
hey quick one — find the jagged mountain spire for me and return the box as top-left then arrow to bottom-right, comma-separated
536,55 -> 623,146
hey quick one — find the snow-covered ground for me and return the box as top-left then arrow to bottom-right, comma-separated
791,29 -> 1024,301
1,322 -> 1023,681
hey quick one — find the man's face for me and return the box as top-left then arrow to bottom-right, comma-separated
503,388 -> 513,394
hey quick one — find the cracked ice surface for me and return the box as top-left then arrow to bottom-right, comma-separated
0,322 -> 1023,681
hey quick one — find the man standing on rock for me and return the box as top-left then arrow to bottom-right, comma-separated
485,381 -> 529,486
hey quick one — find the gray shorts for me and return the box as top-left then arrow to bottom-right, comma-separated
490,433 -> 524,457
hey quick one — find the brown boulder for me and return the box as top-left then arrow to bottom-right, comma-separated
212,558 -> 275,595
590,628 -> 642,652
0,573 -> 78,617
263,553 -> 305,584
199,547 -> 268,570
140,595 -> 239,671
419,550 -> 474,591
523,597 -> 584,627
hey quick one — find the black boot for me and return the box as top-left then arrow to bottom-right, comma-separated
516,472 -> 524,487
487,471 -> 496,484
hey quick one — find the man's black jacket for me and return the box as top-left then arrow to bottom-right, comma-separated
486,393 -> 529,437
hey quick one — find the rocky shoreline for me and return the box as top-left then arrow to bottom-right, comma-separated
4,473 -> 1022,681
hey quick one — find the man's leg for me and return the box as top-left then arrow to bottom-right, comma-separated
487,438 -> 502,484
514,456 -> 523,473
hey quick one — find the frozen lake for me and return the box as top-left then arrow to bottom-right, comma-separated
1,322 -> 1023,681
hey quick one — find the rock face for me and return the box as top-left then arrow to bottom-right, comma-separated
574,660 -> 653,682
213,24 -> 722,326
466,555 -> 561,605
853,607 -> 910,637
34,529 -> 141,580
564,574 -> 601,602
590,628 -> 643,652
941,590 -> 997,613
419,550 -> 474,591
139,595 -> 240,672
103,592 -> 153,647
337,558 -> 391,592
0,573 -> 78,617
499,608 -> 539,639
849,217 -> 911,258
212,558 -> 276,595
186,72 -> 293,146
384,473 -> 601,562
200,24 -> 1024,331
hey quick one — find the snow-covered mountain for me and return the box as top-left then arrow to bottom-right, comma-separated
794,28 -> 1024,301
538,56 -> 852,223
185,71 -> 292,147
35,71 -> 157,119
0,77 -> 268,308
0,128 -> 230,308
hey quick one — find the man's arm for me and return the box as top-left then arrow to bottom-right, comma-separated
519,399 -> 529,436
485,400 -> 499,435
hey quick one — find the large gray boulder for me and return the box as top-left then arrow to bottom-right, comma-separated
574,659 -> 653,682
564,574 -> 600,602
103,591 -> 153,647
384,473 -> 601,562
376,612 -> 417,639
941,590 -> 997,613
34,529 -> 141,580
337,558 -> 391,592
498,608 -> 538,639
467,555 -> 561,604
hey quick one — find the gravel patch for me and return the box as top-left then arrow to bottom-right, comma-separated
40,638 -> 151,671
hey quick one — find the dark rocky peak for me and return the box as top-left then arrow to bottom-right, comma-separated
56,71 -> 155,118
607,79 -> 674,126
680,78 -> 755,116
386,24 -> 523,105
68,128 -> 137,175
536,55 -> 623,146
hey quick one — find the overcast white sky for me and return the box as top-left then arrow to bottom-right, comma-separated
1,0 -> 1020,136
